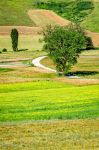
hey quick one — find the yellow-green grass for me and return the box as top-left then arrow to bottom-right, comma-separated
82,1 -> 99,32
0,81 -> 99,122
0,119 -> 99,150
41,50 -> 99,79
0,35 -> 43,52
0,66 -> 56,84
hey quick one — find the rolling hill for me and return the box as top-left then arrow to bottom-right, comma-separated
0,0 -> 99,33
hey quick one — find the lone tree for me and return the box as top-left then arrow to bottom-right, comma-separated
43,24 -> 87,74
11,29 -> 19,51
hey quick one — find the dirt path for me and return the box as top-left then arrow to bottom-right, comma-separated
32,56 -> 56,72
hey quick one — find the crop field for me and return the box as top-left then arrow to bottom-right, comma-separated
0,81 -> 99,122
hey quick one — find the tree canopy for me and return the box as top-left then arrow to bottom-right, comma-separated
43,24 -> 87,74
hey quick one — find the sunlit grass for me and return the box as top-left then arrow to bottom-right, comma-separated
0,81 -> 99,122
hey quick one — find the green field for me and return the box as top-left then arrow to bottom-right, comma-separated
82,1 -> 99,32
0,0 -> 34,26
0,35 -> 43,51
0,81 -> 99,122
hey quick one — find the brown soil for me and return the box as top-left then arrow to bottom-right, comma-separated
0,26 -> 42,36
28,9 -> 71,26
54,77 -> 99,86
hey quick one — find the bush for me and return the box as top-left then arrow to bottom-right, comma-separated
2,48 -> 7,52
86,36 -> 94,50
0,51 -> 2,54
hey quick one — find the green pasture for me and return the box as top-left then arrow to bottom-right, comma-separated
0,35 -> 43,52
0,0 -> 34,26
0,81 -> 99,122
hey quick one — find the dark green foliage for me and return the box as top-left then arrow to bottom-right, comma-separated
35,0 -> 94,23
10,29 -> 19,51
85,36 -> 94,50
2,48 -> 7,52
43,24 -> 86,74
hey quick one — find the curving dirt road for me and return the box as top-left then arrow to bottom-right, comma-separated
32,56 -> 56,72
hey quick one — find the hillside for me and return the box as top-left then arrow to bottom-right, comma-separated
0,0 -> 34,26
0,0 -> 99,32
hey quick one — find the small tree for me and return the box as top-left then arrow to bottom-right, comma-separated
11,29 -> 19,51
43,24 -> 87,74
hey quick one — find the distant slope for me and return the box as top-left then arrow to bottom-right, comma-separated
0,0 -> 35,26
0,0 -> 99,33
82,1 -> 99,32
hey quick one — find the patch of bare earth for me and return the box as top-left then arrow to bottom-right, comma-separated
0,26 -> 42,36
28,9 -> 70,27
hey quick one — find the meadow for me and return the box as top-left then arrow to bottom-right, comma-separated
0,119 -> 99,150
0,35 -> 43,51
0,81 -> 99,122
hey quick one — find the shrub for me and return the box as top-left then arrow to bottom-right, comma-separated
2,48 -> 7,52
85,36 -> 94,50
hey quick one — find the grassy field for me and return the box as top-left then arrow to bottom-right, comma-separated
0,0 -> 34,26
82,1 -> 99,32
0,119 -> 99,150
41,50 -> 99,79
0,35 -> 43,51
0,81 -> 99,122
